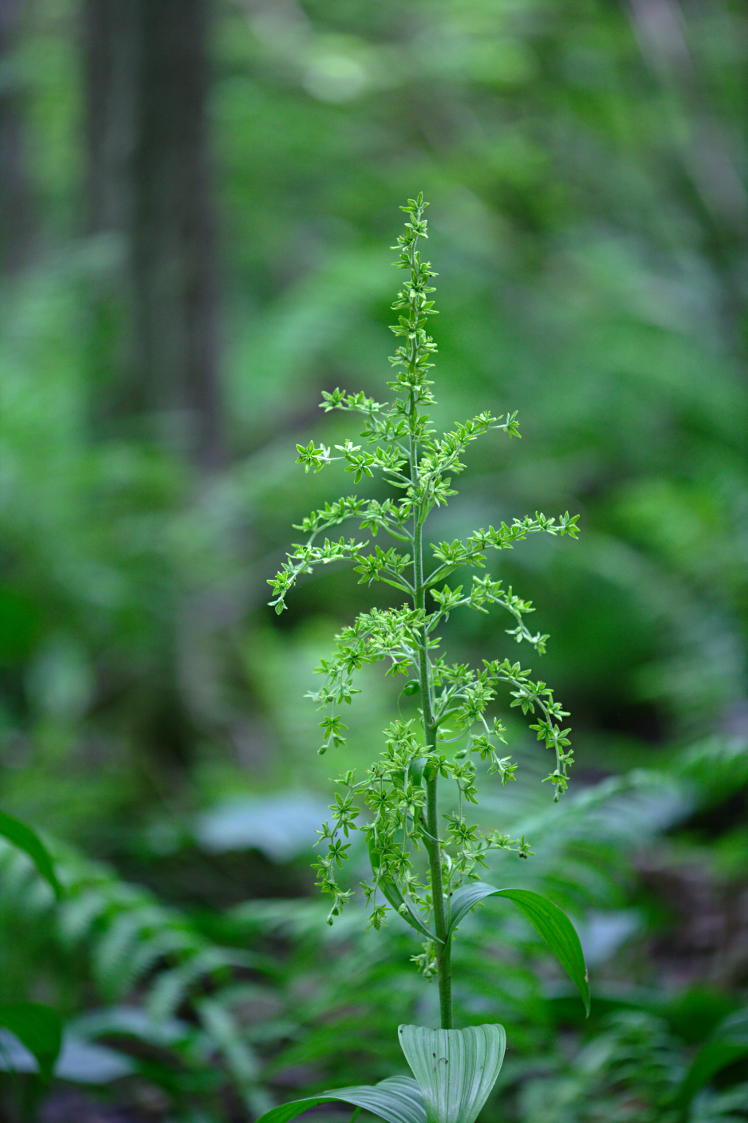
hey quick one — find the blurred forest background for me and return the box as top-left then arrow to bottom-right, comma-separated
1,0 -> 747,1120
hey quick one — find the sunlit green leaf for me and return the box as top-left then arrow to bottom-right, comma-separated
448,883 -> 590,1016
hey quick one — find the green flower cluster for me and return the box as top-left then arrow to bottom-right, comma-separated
269,195 -> 579,974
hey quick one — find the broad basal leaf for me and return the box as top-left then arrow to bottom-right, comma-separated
0,810 -> 62,898
255,1074 -> 426,1123
398,1024 -> 506,1123
448,883 -> 590,1016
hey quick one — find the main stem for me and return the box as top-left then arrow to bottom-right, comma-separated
405,208 -> 452,1028
411,442 -> 453,1029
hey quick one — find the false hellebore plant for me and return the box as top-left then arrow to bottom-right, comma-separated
260,197 -> 589,1123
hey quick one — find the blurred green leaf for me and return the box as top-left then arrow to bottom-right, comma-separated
0,810 -> 62,898
0,1001 -> 62,1083
678,1010 -> 748,1107
194,792 -> 326,862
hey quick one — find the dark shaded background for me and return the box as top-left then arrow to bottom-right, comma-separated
0,1 -> 746,1120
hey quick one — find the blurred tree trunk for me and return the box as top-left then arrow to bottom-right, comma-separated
82,0 -> 137,404
130,0 -> 224,471
82,0 -> 228,776
0,0 -> 35,275
82,0 -> 224,469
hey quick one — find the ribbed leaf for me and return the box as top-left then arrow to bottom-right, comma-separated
0,810 -> 62,898
448,883 -> 590,1016
255,1075 -> 426,1123
0,1001 -> 63,1082
398,1024 -> 506,1123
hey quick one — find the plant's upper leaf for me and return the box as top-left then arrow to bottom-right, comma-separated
0,810 -> 62,898
255,1075 -> 426,1123
448,883 -> 590,1016
398,1024 -> 506,1123
380,877 -> 440,943
0,1002 -> 63,1083
368,831 -> 439,943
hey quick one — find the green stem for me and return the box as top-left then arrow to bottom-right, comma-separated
411,454 -> 453,1030
405,204 -> 453,1029
426,760 -> 452,1028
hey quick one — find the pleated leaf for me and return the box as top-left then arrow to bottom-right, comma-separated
398,1024 -> 506,1123
255,1075 -> 426,1123
448,883 -> 590,1016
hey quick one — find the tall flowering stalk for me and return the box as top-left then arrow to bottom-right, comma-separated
262,196 -> 588,1123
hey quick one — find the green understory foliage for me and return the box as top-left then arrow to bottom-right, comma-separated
0,738 -> 745,1120
3,0 -> 747,861
2,1 -> 747,1118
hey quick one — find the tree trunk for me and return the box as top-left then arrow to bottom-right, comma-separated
81,0 -> 226,776
82,0 -> 138,408
82,0 -> 223,467
130,0 -> 223,469
0,0 -> 35,275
